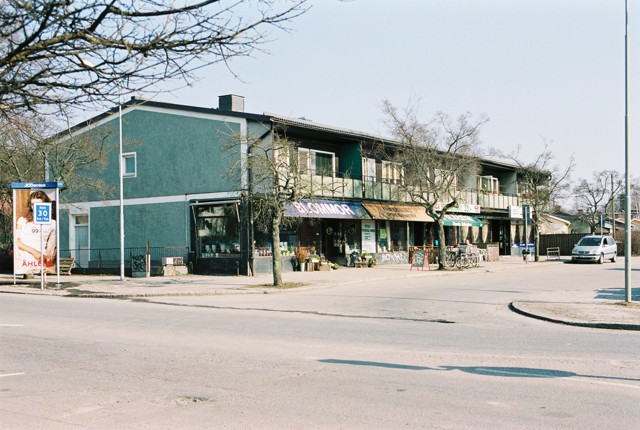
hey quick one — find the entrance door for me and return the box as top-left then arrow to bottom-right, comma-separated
491,221 -> 511,255
322,220 -> 343,262
74,215 -> 89,268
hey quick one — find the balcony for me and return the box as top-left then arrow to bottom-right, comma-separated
303,175 -> 521,210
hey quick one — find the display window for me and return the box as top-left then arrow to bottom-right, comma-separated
376,220 -> 407,252
194,203 -> 240,258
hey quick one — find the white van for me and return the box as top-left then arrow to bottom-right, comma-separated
571,235 -> 617,264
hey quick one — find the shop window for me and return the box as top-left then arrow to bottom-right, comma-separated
194,204 -> 240,258
377,220 -> 407,252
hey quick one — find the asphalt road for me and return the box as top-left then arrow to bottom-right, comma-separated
1,262 -> 639,429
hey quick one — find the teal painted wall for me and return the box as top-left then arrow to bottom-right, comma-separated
117,110 -> 242,199
66,109 -> 243,203
90,201 -> 187,249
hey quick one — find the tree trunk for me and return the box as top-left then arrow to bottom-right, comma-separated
271,210 -> 283,286
437,219 -> 447,270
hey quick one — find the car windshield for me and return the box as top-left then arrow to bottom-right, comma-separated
578,237 -> 602,246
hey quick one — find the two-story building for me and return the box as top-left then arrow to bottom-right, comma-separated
57,95 -> 530,275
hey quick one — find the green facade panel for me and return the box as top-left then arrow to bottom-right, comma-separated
90,202 -> 188,250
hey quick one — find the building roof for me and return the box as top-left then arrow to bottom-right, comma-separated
65,96 -> 522,171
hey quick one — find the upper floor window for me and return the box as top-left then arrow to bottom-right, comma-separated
362,158 -> 376,182
478,175 -> 499,193
382,161 -> 404,184
122,152 -> 137,178
298,148 -> 336,177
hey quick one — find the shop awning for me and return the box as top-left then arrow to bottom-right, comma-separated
443,214 -> 483,227
284,199 -> 370,219
362,203 -> 434,222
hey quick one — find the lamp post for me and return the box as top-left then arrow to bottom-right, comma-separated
624,0 -> 632,302
119,96 -> 125,282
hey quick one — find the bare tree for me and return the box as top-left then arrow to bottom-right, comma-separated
573,170 -> 623,235
225,127 -> 333,286
380,99 -> 486,270
0,113 -> 117,238
496,144 -> 574,262
0,0 -> 307,119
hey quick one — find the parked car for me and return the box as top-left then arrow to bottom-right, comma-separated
571,235 -> 617,264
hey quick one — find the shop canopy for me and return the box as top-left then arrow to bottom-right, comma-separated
362,203 -> 434,222
442,214 -> 483,227
284,199 -> 370,219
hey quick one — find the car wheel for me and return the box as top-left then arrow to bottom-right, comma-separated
611,253 -> 617,263
597,254 -> 604,264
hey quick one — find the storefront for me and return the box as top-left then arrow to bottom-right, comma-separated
190,200 -> 242,274
360,202 -> 434,264
442,213 -> 483,245
283,199 -> 371,265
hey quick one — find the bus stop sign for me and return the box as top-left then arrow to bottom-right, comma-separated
34,202 -> 52,225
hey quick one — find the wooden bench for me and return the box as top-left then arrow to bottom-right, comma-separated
546,247 -> 561,261
58,257 -> 76,275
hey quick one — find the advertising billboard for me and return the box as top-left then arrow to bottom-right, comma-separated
11,182 -> 63,276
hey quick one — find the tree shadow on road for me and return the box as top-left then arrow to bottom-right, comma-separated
319,359 -> 640,383
594,288 -> 640,301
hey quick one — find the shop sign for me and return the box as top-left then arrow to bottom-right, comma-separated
284,199 -> 369,219
361,220 -> 376,253
362,203 -> 433,222
509,205 -> 533,219
434,202 -> 480,214
442,214 -> 483,227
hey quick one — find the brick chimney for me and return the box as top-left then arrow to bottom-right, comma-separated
218,94 -> 245,112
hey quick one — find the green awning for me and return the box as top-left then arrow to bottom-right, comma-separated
443,214 -> 483,227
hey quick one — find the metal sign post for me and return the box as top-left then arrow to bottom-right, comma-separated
522,205 -> 530,262
33,202 -> 52,290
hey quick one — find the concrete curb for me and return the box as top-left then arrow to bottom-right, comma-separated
509,301 -> 640,331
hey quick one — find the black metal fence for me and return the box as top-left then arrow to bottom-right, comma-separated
60,246 -> 190,274
539,233 -> 586,256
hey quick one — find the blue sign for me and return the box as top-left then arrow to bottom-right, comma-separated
284,200 -> 370,219
34,202 -> 52,225
10,181 -> 64,189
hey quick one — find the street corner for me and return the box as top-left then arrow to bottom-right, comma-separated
509,300 -> 640,331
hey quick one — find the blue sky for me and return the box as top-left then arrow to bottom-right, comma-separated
154,0 -> 634,186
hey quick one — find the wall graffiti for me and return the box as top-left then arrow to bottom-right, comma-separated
379,252 -> 407,264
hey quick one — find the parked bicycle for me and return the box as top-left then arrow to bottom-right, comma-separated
455,250 -> 478,269
445,246 -> 458,267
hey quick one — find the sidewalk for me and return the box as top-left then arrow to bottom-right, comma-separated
1,257 -> 639,330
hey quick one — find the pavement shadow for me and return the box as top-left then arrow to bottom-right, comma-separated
319,360 -> 640,383
594,288 -> 640,301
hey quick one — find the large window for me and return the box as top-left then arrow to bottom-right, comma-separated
298,148 -> 336,176
362,158 -> 376,182
382,161 -> 404,184
377,220 -> 407,252
479,175 -> 499,193
194,204 -> 240,258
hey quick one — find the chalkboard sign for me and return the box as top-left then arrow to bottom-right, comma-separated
411,250 -> 426,271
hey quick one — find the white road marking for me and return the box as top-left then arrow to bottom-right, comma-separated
0,324 -> 24,327
0,373 -> 25,378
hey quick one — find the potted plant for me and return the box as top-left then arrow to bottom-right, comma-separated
295,247 -> 309,271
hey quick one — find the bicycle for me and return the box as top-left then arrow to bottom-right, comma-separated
445,246 -> 458,267
454,246 -> 479,269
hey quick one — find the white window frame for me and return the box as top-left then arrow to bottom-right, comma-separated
122,152 -> 137,178
479,175 -> 499,193
298,148 -> 336,177
363,158 -> 377,182
382,161 -> 404,185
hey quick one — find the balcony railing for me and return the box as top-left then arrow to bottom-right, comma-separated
301,174 -> 521,209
